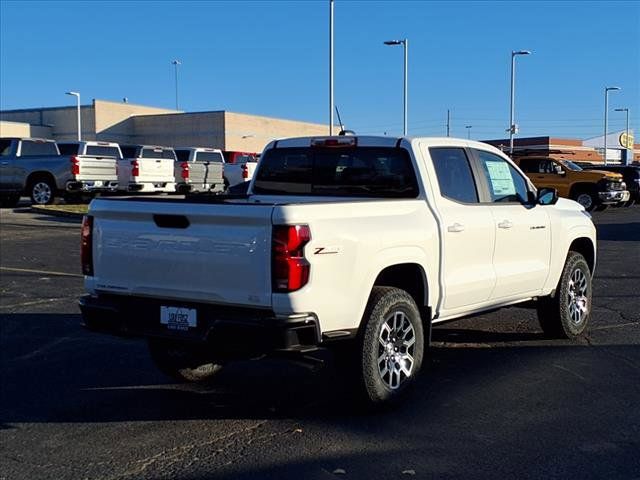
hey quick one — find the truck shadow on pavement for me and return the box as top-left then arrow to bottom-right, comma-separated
1,313 -> 638,428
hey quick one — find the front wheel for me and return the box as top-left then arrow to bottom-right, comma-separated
357,287 -> 425,406
573,191 -> 599,212
148,339 -> 223,383
537,252 -> 592,339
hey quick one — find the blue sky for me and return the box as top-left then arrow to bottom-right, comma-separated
1,0 -> 638,140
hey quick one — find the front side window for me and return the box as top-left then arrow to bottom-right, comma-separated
429,147 -> 479,203
475,150 -> 529,203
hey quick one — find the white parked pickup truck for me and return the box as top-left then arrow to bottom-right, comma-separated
117,145 -> 176,193
174,147 -> 225,194
80,136 -> 596,405
57,141 -> 122,194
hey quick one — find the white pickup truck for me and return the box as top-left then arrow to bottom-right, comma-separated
80,136 -> 596,405
117,145 -> 176,193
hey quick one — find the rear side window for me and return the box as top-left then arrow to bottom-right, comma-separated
20,141 -> 58,156
518,159 -> 540,173
196,152 -> 224,163
429,148 -> 478,203
175,150 -> 190,162
253,147 -> 419,198
85,146 -> 121,158
141,148 -> 176,160
57,143 -> 80,155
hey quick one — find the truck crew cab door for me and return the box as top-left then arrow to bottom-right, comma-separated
472,149 -> 551,299
426,147 -> 497,311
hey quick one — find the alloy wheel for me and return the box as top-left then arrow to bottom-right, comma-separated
377,310 -> 416,390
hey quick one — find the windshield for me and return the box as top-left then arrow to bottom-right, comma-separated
560,160 -> 583,171
253,147 -> 419,198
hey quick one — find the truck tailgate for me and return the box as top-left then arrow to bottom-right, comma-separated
76,156 -> 118,182
139,158 -> 175,183
89,199 -> 274,307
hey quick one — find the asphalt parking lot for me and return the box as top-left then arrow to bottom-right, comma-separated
1,205 -> 639,480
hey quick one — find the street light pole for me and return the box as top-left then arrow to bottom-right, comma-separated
172,60 -> 181,110
509,50 -> 531,155
465,125 -> 472,139
604,86 -> 621,165
329,0 -> 334,135
384,39 -> 408,136
65,91 -> 81,141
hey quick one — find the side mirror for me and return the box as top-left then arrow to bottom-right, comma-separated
537,187 -> 558,206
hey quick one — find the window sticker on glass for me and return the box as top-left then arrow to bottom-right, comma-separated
485,161 -> 516,196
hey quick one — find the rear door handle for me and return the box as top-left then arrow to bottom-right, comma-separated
498,220 -> 513,229
447,223 -> 465,233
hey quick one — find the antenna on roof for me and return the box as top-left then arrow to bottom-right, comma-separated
335,106 -> 355,136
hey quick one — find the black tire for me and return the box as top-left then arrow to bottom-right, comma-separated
571,189 -> 598,212
147,339 -> 223,383
355,287 -> 425,406
0,194 -> 20,208
595,204 -> 609,212
537,252 -> 592,339
28,177 -> 57,205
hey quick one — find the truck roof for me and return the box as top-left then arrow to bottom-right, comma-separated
270,135 -> 506,155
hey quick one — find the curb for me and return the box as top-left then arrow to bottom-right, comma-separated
30,206 -> 85,220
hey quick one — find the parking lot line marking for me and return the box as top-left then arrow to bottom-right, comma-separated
0,266 -> 83,278
0,297 -> 70,309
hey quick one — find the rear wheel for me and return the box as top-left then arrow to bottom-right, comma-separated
537,252 -> 592,339
354,287 -> 425,406
29,177 -> 57,205
148,339 -> 223,383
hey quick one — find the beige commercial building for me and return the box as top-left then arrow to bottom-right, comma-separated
0,99 -> 333,153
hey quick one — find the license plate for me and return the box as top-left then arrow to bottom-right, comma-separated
160,306 -> 197,331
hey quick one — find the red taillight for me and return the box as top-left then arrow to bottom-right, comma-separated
181,162 -> 189,179
81,215 -> 93,276
131,160 -> 139,177
241,163 -> 248,179
272,225 -> 311,293
70,155 -> 80,175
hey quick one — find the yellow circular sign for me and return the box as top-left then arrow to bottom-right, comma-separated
619,132 -> 634,149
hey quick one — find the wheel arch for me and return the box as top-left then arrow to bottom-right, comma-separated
26,171 -> 58,192
568,237 -> 595,274
569,182 -> 596,198
371,263 -> 432,327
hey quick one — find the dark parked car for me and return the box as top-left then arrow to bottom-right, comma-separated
576,163 -> 640,207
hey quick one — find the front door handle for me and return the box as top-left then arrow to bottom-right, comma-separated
498,220 -> 513,229
447,223 -> 465,233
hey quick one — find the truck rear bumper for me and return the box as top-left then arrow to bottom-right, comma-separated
79,294 -> 320,357
67,181 -> 118,192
